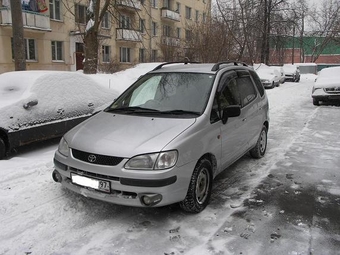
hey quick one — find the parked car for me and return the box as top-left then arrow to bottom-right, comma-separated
53,61 -> 270,213
270,66 -> 285,84
0,71 -> 117,159
312,66 -> 340,106
254,64 -> 280,88
283,64 -> 300,82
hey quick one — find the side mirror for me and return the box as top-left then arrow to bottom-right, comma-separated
222,105 -> 241,124
23,99 -> 38,109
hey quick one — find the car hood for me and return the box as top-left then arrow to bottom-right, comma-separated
257,72 -> 274,80
314,78 -> 340,89
65,111 -> 196,158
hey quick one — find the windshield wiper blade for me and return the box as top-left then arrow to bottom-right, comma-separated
160,110 -> 201,116
105,106 -> 160,113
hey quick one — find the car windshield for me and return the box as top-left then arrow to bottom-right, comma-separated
106,72 -> 215,117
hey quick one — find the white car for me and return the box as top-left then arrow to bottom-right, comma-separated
0,71 -> 117,159
312,66 -> 340,106
254,64 -> 280,89
283,64 -> 300,82
270,66 -> 285,84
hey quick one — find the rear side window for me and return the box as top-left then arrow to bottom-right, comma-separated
250,70 -> 265,97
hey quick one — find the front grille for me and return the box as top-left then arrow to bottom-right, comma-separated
70,167 -> 120,181
72,149 -> 124,166
325,87 -> 340,93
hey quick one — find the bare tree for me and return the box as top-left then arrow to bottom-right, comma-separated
10,0 -> 26,71
307,0 -> 340,62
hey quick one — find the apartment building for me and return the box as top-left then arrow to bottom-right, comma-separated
0,0 -> 211,74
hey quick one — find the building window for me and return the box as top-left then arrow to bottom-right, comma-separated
152,22 -> 157,36
11,38 -> 37,61
151,0 -> 157,8
163,0 -> 170,8
176,2 -> 180,13
101,12 -> 110,29
120,15 -> 131,29
51,41 -> 63,61
163,25 -> 171,37
203,12 -> 206,22
195,10 -> 199,21
49,0 -> 61,20
185,6 -> 191,19
140,0 -> 145,5
140,19 -> 145,33
151,50 -> 157,62
185,29 -> 192,40
102,45 -> 110,62
75,4 -> 86,24
139,48 -> 146,62
120,47 -> 131,62
177,27 -> 181,38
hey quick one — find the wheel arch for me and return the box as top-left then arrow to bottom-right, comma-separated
198,153 -> 217,177
0,128 -> 10,156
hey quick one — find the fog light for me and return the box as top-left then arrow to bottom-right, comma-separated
52,170 -> 62,183
141,194 -> 162,206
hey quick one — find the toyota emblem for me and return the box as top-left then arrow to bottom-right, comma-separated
88,154 -> 97,163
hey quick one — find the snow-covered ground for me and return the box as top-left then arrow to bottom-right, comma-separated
1,72 -> 339,255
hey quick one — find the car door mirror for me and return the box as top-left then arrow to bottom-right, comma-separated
222,105 -> 241,124
23,99 -> 38,109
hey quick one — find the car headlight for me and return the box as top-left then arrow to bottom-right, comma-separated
58,137 -> 69,157
125,150 -> 178,170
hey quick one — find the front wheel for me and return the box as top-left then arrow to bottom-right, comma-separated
0,137 -> 6,160
180,158 -> 213,213
250,126 -> 267,159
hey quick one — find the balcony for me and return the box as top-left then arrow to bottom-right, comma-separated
0,8 -> 51,32
115,0 -> 141,11
161,36 -> 180,47
116,28 -> 142,42
161,8 -> 180,22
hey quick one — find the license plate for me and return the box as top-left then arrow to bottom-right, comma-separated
71,173 -> 111,193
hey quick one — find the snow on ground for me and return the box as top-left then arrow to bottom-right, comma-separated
1,71 -> 337,255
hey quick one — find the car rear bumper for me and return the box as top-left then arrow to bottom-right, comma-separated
53,151 -> 194,207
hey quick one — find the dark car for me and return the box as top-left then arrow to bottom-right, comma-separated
0,71 -> 117,159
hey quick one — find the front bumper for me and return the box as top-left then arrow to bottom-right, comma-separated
53,150 -> 194,207
312,89 -> 340,102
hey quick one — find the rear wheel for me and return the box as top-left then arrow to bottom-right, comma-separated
180,158 -> 213,213
250,126 -> 267,159
313,98 -> 320,106
0,137 -> 6,160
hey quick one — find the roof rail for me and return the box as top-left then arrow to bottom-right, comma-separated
151,61 -> 200,71
211,61 -> 249,71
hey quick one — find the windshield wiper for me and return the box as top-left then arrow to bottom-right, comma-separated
160,110 -> 201,116
105,106 -> 160,113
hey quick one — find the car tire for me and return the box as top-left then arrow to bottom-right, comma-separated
313,98 -> 320,106
271,82 -> 275,89
250,125 -> 267,159
0,137 -> 6,160
180,158 -> 213,213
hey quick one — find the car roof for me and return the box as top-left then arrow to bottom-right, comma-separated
148,62 -> 253,75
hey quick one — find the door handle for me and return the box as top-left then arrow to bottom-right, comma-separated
242,118 -> 247,122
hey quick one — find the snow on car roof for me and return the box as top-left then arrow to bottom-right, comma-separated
315,66 -> 340,88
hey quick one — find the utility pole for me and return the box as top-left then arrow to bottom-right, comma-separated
10,0 -> 26,71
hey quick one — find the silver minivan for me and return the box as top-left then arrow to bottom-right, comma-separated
53,62 -> 269,213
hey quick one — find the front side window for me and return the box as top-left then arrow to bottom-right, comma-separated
75,4 -> 86,24
49,0 -> 61,20
107,72 -> 215,117
120,47 -> 131,62
51,41 -> 63,61
102,45 -> 110,62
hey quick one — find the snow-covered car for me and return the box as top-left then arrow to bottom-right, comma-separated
312,66 -> 340,106
53,61 -> 270,213
270,66 -> 285,84
254,64 -> 280,89
0,71 -> 117,159
283,64 -> 300,82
